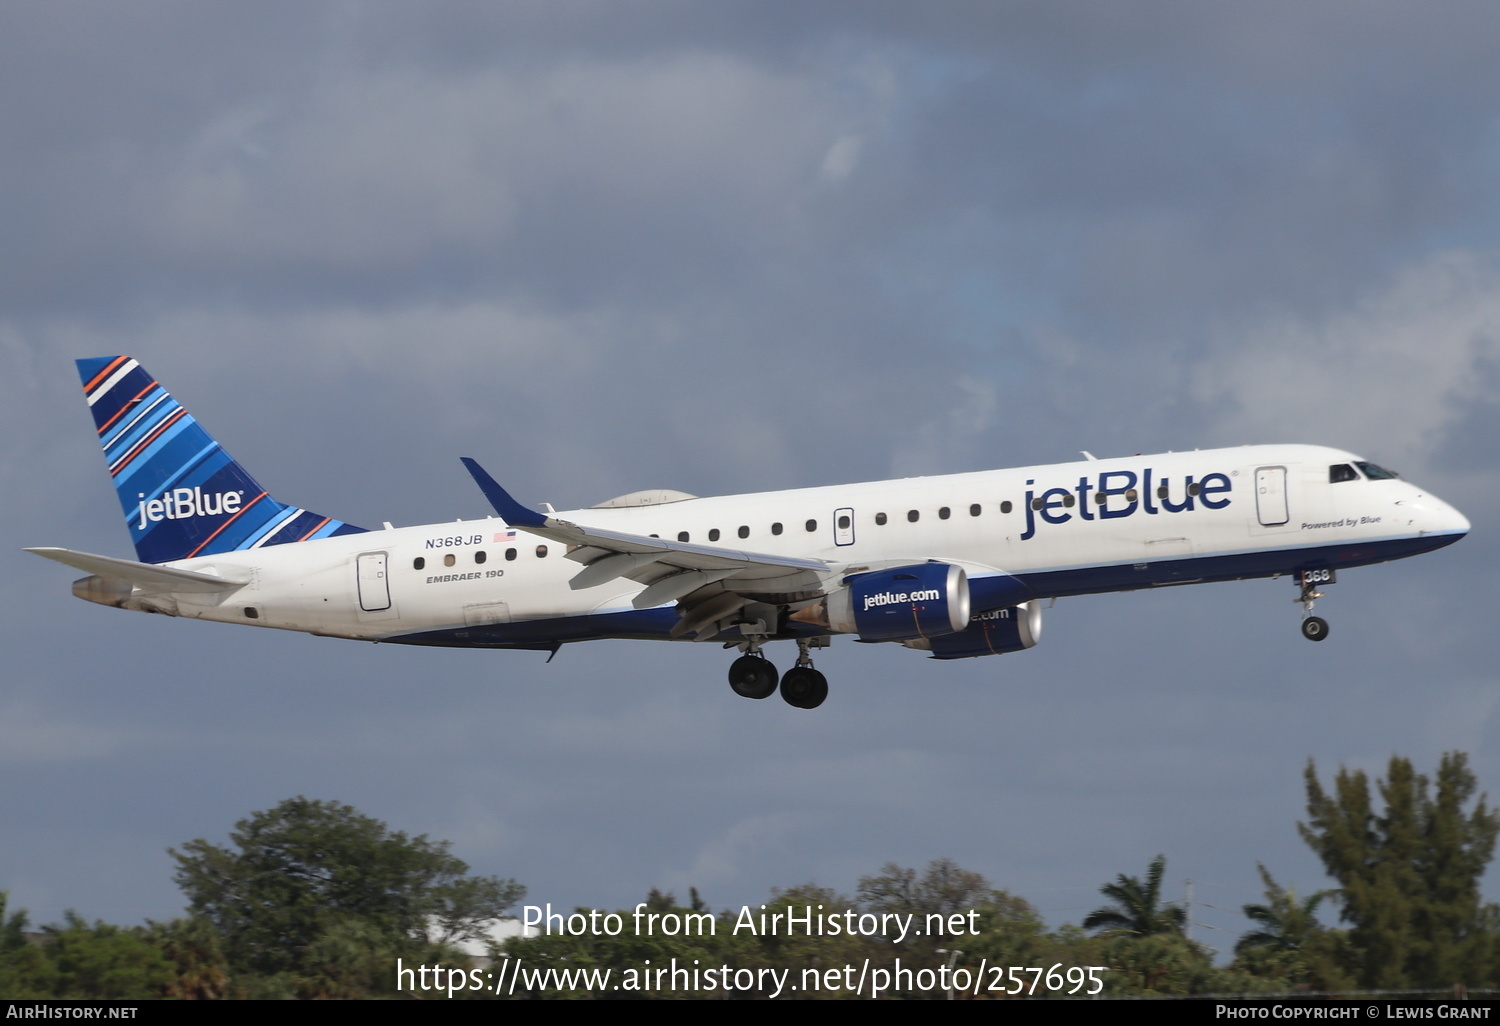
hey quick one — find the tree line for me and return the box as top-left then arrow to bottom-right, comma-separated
2,752 -> 1496,999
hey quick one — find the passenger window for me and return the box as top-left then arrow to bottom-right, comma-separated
907,510 -> 920,522
875,512 -> 888,526
1094,493 -> 1106,505
1157,486 -> 1169,499
1187,483 -> 1201,497
505,548 -> 517,561
805,519 -> 817,532
708,528 -> 720,542
475,550 -> 487,564
1329,464 -> 1359,483
413,557 -> 425,570
837,515 -> 851,530
771,522 -> 783,536
678,531 -> 690,542
1030,498 -> 1043,511
1062,495 -> 1075,508
1000,501 -> 1013,514
939,506 -> 951,519
1126,489 -> 1138,502
738,525 -> 749,539
970,504 -> 981,517
536,545 -> 548,558
443,553 -> 455,567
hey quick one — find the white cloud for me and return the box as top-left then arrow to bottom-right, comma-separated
1195,250 -> 1500,476
138,53 -> 877,272
889,375 -> 997,476
674,812 -> 802,891
820,134 -> 862,182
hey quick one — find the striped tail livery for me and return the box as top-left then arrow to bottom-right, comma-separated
77,356 -> 366,564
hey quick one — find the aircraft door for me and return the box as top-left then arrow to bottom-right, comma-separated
1255,467 -> 1289,527
833,507 -> 856,546
357,552 -> 391,612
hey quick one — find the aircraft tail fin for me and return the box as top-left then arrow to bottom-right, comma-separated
77,356 -> 366,564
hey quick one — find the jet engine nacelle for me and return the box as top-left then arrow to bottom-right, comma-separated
904,601 -> 1043,659
826,562 -> 970,642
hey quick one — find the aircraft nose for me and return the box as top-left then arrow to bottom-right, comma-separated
1440,502 -> 1471,536
1420,494 -> 1469,536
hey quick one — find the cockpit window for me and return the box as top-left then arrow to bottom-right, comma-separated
1355,461 -> 1400,481
1329,464 -> 1359,483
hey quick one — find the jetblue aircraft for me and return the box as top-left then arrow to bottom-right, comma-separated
29,357 -> 1470,709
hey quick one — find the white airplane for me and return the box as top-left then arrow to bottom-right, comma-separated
29,357 -> 1470,709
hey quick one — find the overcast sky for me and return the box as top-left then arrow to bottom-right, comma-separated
4,2 -> 1500,954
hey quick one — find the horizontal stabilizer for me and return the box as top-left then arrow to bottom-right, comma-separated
25,547 -> 249,593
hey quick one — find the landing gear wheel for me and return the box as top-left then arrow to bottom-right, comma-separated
1301,616 -> 1329,642
780,667 -> 829,710
728,655 -> 778,699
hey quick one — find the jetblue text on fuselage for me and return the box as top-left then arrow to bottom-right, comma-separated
1019,469 -> 1232,541
135,488 -> 244,530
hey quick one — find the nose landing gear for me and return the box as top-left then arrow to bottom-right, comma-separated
1301,615 -> 1329,641
1296,569 -> 1334,642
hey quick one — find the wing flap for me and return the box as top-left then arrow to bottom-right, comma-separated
461,458 -> 831,600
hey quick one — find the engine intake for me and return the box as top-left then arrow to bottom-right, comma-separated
905,601 -> 1042,659
825,562 -> 970,642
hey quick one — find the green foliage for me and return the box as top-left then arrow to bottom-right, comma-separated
142,916 -> 229,1000
856,857 -> 990,964
1300,752 -> 1499,989
171,796 -> 525,979
15,753 -> 1500,1000
296,917 -> 469,999
0,895 -> 177,1001
1083,854 -> 1186,937
0,893 -> 56,999
0,892 -> 27,953
748,884 -> 871,990
856,857 -> 990,921
1236,863 -> 1330,957
1230,864 -> 1337,990
1094,932 -> 1211,995
42,913 -> 175,1000
502,891 -> 752,1000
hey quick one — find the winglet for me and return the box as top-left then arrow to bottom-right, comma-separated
460,458 -> 548,528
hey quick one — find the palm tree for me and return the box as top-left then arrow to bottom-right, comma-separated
1083,854 -> 1187,936
1235,863 -> 1329,956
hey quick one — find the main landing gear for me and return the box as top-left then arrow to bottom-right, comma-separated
1296,569 -> 1334,642
726,638 -> 829,709
780,640 -> 828,710
727,653 -> 778,699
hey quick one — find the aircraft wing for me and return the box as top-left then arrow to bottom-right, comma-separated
25,547 -> 250,593
461,459 -> 831,622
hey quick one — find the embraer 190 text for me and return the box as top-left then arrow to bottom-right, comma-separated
29,357 -> 1470,709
